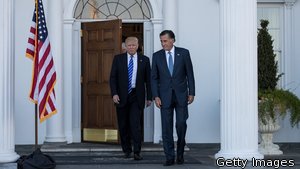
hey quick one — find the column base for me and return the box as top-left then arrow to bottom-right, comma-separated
0,152 -> 19,163
215,150 -> 263,161
44,141 -> 67,144
44,136 -> 67,143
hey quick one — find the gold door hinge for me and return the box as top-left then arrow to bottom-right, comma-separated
80,29 -> 83,37
80,76 -> 83,83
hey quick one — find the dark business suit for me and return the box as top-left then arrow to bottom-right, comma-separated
110,53 -> 152,154
151,47 -> 195,161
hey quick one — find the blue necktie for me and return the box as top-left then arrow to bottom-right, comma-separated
168,51 -> 173,75
128,55 -> 134,93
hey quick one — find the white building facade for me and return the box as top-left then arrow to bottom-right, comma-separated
1,0 -> 300,163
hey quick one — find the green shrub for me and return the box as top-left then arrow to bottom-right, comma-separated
258,20 -> 300,127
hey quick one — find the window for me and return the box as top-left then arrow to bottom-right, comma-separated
74,0 -> 152,19
257,4 -> 284,85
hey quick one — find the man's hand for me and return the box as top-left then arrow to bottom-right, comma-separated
154,97 -> 162,108
146,100 -> 152,107
188,95 -> 194,104
112,95 -> 120,104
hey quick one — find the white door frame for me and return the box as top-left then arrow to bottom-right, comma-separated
63,0 -> 163,143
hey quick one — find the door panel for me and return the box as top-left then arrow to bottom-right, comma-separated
82,19 -> 122,143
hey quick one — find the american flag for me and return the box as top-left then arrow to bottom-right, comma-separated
26,0 -> 57,122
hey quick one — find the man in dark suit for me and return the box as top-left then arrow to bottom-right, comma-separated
110,37 -> 152,160
151,30 -> 195,166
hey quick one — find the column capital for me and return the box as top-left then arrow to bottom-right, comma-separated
257,0 -> 297,3
285,0 -> 297,8
151,18 -> 163,24
64,19 -> 75,25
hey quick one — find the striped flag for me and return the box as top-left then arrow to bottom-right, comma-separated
26,0 -> 57,122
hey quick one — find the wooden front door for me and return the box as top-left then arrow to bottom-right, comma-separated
82,20 -> 122,143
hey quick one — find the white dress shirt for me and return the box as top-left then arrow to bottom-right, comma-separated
127,53 -> 138,88
165,46 -> 175,67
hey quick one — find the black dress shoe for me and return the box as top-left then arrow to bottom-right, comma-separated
176,156 -> 184,165
134,153 -> 143,160
163,159 -> 175,166
123,152 -> 131,158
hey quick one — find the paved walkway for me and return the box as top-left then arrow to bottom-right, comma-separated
12,143 -> 300,169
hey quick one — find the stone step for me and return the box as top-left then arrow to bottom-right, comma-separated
40,143 -> 189,153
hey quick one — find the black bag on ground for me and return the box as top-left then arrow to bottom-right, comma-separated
17,148 -> 56,169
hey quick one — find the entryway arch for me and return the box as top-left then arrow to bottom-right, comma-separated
64,0 -> 162,19
63,0 -> 163,143
74,0 -> 152,19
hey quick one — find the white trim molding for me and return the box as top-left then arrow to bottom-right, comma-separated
257,0 -> 297,3
283,0 -> 297,89
284,0 -> 297,6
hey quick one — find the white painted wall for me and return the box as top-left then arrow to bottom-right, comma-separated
177,0 -> 220,143
13,0 -> 300,144
273,1 -> 300,143
294,2 -> 300,98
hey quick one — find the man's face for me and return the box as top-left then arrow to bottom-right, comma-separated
160,34 -> 174,51
125,40 -> 138,55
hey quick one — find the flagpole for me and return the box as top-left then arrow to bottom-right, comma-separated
27,0 -> 58,150
35,104 -> 38,150
34,0 -> 39,151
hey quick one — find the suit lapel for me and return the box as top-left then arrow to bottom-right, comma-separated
160,50 -> 172,77
173,47 -> 179,76
123,53 -> 129,82
137,54 -> 142,82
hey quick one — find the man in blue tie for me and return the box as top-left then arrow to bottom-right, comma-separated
151,30 -> 195,166
110,37 -> 152,160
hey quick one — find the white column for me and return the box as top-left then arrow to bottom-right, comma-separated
0,0 -> 19,163
151,18 -> 163,143
162,0 -> 178,141
283,0 -> 297,89
163,0 -> 178,35
63,19 -> 75,143
215,0 -> 263,160
44,0 -> 66,143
